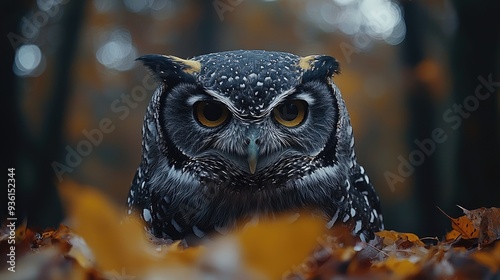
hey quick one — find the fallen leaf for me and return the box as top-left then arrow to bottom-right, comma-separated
59,181 -> 161,275
3,181 -> 498,279
460,206 -> 500,248
438,207 -> 479,239
373,256 -> 420,277
376,230 -> 424,247
59,181 -> 212,277
445,229 -> 461,241
236,214 -> 325,279
471,241 -> 500,273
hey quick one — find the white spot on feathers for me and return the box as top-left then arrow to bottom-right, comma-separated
143,208 -> 151,222
171,218 -> 183,233
342,214 -> 350,223
326,210 -> 339,229
354,220 -> 362,233
192,226 -> 205,238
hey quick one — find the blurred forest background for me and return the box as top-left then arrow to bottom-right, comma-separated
1,0 -> 499,238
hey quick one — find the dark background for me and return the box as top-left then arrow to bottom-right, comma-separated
2,0 -> 499,238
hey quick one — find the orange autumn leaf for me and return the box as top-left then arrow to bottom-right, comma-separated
59,181 -> 209,276
376,256 -> 420,277
235,214 -> 325,279
471,240 -> 500,272
438,206 -> 479,239
59,181 -> 159,274
451,215 -> 479,239
458,206 -> 500,248
376,230 -> 424,247
445,229 -> 461,241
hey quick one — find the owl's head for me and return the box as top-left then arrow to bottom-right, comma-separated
138,50 -> 355,181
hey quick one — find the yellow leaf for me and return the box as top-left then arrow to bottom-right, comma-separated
67,235 -> 94,269
59,181 -> 212,278
438,206 -> 479,239
451,215 -> 479,239
376,230 -> 424,246
59,181 -> 158,274
236,214 -> 325,279
445,229 -> 461,241
471,250 -> 499,273
380,256 -> 420,277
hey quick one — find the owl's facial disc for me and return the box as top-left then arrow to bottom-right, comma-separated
188,90 -> 316,175
193,101 -> 262,174
245,100 -> 308,174
203,101 -> 309,175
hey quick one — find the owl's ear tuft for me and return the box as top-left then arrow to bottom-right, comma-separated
300,55 -> 340,83
136,54 -> 200,86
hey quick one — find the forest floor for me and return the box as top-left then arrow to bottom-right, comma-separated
1,182 -> 499,279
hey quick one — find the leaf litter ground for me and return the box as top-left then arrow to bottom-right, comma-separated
1,182 -> 499,279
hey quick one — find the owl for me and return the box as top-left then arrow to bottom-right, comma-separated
127,50 -> 383,244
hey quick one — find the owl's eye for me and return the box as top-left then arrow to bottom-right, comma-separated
273,100 -> 307,127
194,101 -> 229,128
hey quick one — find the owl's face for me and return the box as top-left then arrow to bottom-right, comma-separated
140,50 -> 347,178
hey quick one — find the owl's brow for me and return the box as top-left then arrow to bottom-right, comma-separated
184,89 -> 231,107
202,88 -> 299,119
266,87 -> 297,111
202,88 -> 241,112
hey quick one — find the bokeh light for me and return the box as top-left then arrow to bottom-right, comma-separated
36,0 -> 64,12
96,28 -> 137,71
121,0 -> 176,19
13,44 -> 44,77
306,0 -> 405,49
93,0 -> 119,13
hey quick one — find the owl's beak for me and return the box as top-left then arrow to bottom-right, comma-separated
247,137 -> 259,174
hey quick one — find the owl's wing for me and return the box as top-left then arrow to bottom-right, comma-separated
347,164 -> 384,240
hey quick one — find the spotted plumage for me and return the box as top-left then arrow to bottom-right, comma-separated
127,50 -> 383,244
